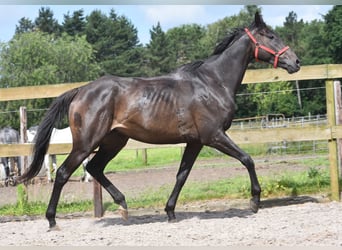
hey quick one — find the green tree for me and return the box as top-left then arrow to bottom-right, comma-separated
62,9 -> 86,37
146,22 -> 174,76
300,20 -> 332,65
283,12 -> 304,47
85,9 -> 141,76
247,82 -> 298,117
166,24 -> 206,66
15,17 -> 35,34
273,11 -> 332,117
34,7 -> 61,35
104,10 -> 141,76
275,11 -> 305,63
324,5 -> 342,63
0,31 -> 100,128
204,5 -> 261,54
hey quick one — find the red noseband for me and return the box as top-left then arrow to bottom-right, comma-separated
244,28 -> 289,68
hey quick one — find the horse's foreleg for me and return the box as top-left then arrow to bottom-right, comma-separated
208,131 -> 261,213
165,143 -> 203,222
85,134 -> 129,220
45,149 -> 90,230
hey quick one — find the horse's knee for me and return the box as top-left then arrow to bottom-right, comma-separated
241,154 -> 254,169
54,167 -> 70,185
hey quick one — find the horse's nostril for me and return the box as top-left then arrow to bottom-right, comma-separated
296,59 -> 300,65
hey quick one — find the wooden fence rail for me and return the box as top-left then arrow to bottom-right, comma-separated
1,64 -> 341,102
1,64 -> 342,203
0,126 -> 340,157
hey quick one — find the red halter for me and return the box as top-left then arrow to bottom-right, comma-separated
244,28 -> 289,68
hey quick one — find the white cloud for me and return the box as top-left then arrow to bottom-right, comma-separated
141,5 -> 208,29
262,5 -> 332,27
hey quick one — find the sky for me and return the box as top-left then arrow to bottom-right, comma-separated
0,5 -> 334,45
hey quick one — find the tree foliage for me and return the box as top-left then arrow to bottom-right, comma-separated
85,9 -> 141,76
62,9 -> 86,37
146,22 -> 174,76
324,5 -> 342,63
0,31 -> 100,128
34,7 -> 61,35
0,5 -> 340,128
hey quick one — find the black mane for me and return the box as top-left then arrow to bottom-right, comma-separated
212,28 -> 245,55
177,28 -> 246,74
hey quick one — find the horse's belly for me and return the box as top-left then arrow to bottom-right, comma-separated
112,104 -> 198,144
117,126 -> 185,144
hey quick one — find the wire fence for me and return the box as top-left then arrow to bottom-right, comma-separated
230,113 -> 329,156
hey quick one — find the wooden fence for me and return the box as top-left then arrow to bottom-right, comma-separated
1,64 -> 342,208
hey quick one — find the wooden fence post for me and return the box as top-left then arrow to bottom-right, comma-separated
334,80 -> 342,178
325,80 -> 341,201
19,107 -> 28,173
19,106 -> 28,201
142,149 -> 147,165
93,179 -> 103,217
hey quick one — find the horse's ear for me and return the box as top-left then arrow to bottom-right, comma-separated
254,12 -> 266,28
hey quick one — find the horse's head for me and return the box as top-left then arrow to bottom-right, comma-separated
245,12 -> 300,74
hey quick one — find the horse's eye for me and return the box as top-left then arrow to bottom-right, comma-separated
260,31 -> 274,39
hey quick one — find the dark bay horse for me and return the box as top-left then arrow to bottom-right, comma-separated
18,13 -> 300,230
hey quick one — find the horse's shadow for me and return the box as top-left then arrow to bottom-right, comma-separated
95,208 -> 253,227
95,195 -> 319,227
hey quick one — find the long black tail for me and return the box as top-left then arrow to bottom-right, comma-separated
17,88 -> 79,183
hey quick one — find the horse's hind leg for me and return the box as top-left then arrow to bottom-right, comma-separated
208,131 -> 261,213
165,143 -> 203,221
85,132 -> 129,219
45,149 -> 91,230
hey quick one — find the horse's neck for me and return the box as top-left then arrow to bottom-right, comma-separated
208,35 -> 253,97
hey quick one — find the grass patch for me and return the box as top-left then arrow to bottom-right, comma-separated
1,166 -> 333,216
60,147 -> 185,177
57,145 -> 328,178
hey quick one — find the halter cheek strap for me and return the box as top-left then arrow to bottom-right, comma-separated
244,28 -> 289,68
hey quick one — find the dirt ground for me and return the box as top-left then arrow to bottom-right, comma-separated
1,155 -> 341,246
0,197 -> 341,246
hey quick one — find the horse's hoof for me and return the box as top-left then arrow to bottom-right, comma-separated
168,218 -> 178,223
118,206 -> 128,221
250,198 -> 259,213
47,225 -> 61,232
166,211 -> 176,222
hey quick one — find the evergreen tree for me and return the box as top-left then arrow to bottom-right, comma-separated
85,9 -> 140,76
283,12 -> 304,46
147,22 -> 174,75
62,9 -> 86,36
15,17 -> 35,34
35,7 -> 61,35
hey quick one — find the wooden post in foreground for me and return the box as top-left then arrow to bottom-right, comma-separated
19,106 -> 28,174
325,80 -> 341,201
93,179 -> 103,217
19,106 -> 28,202
334,80 -> 342,178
